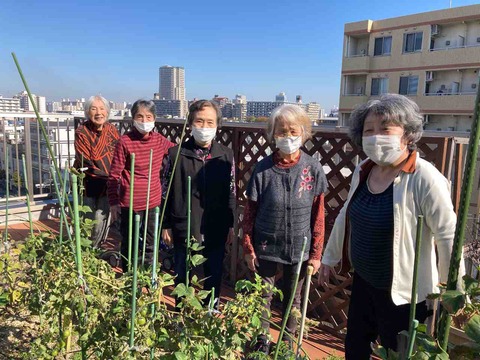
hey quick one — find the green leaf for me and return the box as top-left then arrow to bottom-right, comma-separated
464,314 -> 480,342
191,254 -> 206,267
426,293 -> 441,300
415,333 -> 439,353
417,323 -> 428,333
251,315 -> 261,328
462,274 -> 479,294
172,283 -> 187,298
174,352 -> 188,360
372,344 -> 388,359
441,290 -> 465,314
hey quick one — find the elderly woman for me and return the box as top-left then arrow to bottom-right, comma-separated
107,99 -> 174,272
243,104 -> 327,353
74,95 -> 119,247
319,94 -> 464,359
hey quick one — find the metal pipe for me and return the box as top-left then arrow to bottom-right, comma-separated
128,153 -> 136,272
141,149 -> 153,267
438,78 -> 480,349
296,265 -> 314,358
274,236 -> 308,360
22,154 -> 34,237
129,214 -> 141,349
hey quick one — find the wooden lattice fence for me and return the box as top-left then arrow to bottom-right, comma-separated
75,117 -> 462,336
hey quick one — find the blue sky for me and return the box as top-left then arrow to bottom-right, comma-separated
0,0 -> 478,110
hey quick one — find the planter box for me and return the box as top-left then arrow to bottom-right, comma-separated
449,327 -> 476,347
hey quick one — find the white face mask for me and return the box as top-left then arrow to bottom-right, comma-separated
362,135 -> 406,166
275,135 -> 303,155
191,126 -> 217,144
133,120 -> 155,134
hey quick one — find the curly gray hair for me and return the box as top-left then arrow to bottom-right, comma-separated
349,93 -> 424,149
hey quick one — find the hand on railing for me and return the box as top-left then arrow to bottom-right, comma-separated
245,252 -> 259,272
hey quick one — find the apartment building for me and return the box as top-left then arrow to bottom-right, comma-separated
339,4 -> 480,131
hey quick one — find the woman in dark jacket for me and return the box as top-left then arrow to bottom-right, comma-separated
162,100 -> 235,305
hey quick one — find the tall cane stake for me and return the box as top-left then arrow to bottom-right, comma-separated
150,207 -> 160,360
129,214 -> 141,350
141,149 -> 153,267
128,153 -> 136,272
274,236 -> 308,360
296,265 -> 314,358
21,154 -> 34,238
4,144 -> 9,251
50,166 -> 73,244
185,176 -> 192,288
438,78 -> 480,349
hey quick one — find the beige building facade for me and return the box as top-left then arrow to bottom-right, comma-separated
339,4 -> 480,131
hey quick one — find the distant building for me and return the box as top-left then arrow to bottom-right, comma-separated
152,99 -> 188,119
159,65 -> 186,101
14,91 -> 46,113
275,92 -> 287,102
340,4 -> 480,131
295,95 -> 302,104
233,94 -> 247,121
0,96 -> 21,112
305,102 -> 321,121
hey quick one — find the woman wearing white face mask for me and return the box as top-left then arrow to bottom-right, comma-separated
242,104 -> 328,353
319,94 -> 464,359
161,100 -> 236,307
107,99 -> 174,272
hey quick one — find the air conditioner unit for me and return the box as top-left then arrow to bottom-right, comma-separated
426,71 -> 434,81
431,24 -> 441,36
360,49 -> 366,55
477,37 -> 480,43
446,40 -> 451,46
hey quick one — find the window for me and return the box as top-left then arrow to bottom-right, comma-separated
399,76 -> 419,95
374,36 -> 392,56
371,78 -> 389,95
403,32 -> 423,53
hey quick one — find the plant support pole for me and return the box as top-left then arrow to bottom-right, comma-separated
185,176 -> 192,288
128,153 -> 135,272
11,53 -> 72,215
50,166 -> 73,244
406,216 -> 423,359
59,161 -> 69,242
21,154 -> 34,237
296,265 -> 314,358
141,149 -> 153,267
4,144 -> 9,250
438,77 -> 480,349
274,236 -> 308,360
129,214 -> 141,349
71,174 -> 84,278
150,207 -> 160,360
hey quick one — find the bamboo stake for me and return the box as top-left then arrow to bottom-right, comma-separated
274,237 -> 308,359
4,144 -> 9,251
141,149 -> 153,267
150,207 -> 160,360
50,166 -> 73,244
438,78 -> 480,349
128,153 -> 135,272
129,214 -> 141,350
71,174 -> 86,360
11,53 -> 72,215
59,161 -> 69,242
21,154 -> 34,238
296,265 -> 314,358
406,216 -> 423,359
185,176 -> 192,288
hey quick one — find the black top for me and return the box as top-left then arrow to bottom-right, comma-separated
348,179 -> 394,290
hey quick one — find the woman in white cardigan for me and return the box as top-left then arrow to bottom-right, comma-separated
319,94 -> 463,359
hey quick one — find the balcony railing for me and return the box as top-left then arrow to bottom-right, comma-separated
429,43 -> 480,51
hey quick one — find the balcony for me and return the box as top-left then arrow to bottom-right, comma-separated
2,119 -> 474,347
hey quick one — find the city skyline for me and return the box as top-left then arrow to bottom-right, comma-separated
1,0 -> 478,110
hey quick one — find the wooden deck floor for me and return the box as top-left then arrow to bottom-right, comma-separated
1,219 -> 345,359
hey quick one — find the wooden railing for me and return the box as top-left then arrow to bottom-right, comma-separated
75,117 -> 470,336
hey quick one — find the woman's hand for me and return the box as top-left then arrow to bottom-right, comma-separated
307,259 -> 321,275
162,229 -> 173,247
245,252 -> 259,272
318,264 -> 335,285
110,205 -> 120,223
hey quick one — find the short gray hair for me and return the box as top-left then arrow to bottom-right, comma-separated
84,95 -> 110,120
266,104 -> 312,143
131,99 -> 156,119
349,93 -> 424,148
